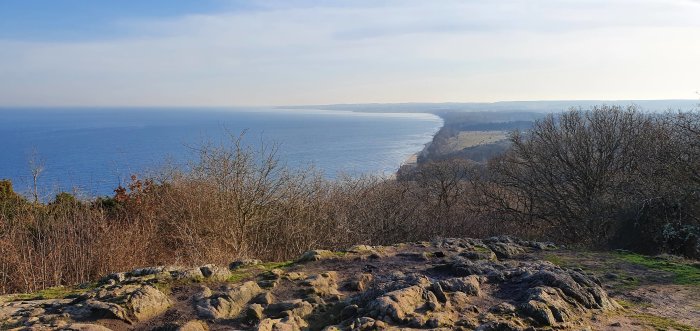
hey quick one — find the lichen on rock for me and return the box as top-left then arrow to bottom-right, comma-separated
0,237 -> 621,330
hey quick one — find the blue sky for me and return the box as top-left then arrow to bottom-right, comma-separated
1,0 -> 699,106
0,1 -> 243,40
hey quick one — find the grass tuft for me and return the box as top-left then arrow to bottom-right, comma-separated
616,252 -> 700,286
226,260 -> 294,283
257,261 -> 294,270
544,254 -> 564,266
8,282 -> 97,301
227,270 -> 254,283
629,313 -> 697,331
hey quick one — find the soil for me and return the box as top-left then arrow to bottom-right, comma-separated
533,249 -> 700,330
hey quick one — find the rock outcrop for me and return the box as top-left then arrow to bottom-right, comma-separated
0,237 -> 620,330
195,281 -> 262,319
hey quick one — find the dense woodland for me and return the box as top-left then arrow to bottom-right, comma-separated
1,105 -> 698,294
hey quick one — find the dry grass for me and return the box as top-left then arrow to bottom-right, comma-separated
0,134 -> 494,295
442,131 -> 506,154
1,107 -> 697,296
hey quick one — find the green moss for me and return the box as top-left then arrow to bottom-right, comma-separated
473,245 -> 491,253
618,276 -> 640,289
225,260 -> 296,283
152,276 -> 206,295
257,261 -> 294,270
616,299 -> 634,309
225,262 -> 285,283
10,282 -> 96,301
227,270 -> 254,283
153,282 -> 173,295
629,313 -> 697,331
544,254 -> 564,266
617,252 -> 700,286
616,298 -> 652,309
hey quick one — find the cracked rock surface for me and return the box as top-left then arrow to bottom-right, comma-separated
0,237 -> 621,330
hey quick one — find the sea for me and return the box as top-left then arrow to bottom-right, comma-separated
0,107 -> 442,198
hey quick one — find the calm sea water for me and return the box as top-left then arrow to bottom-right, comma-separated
0,108 -> 442,198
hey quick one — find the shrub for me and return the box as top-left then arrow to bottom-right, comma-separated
482,106 -> 700,255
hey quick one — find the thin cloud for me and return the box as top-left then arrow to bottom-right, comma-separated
0,0 -> 698,106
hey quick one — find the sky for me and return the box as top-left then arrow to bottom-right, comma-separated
0,0 -> 699,107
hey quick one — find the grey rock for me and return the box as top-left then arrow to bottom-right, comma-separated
66,284 -> 171,323
298,250 -> 336,262
486,242 -> 525,259
247,303 -> 264,321
176,320 -> 208,331
436,275 -> 481,296
252,292 -> 275,305
229,259 -> 262,270
171,267 -> 204,280
199,264 -> 230,281
264,299 -> 314,319
61,323 -> 114,331
196,281 -> 262,319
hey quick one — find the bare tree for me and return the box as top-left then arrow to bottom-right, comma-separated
485,106 -> 658,243
28,149 -> 45,204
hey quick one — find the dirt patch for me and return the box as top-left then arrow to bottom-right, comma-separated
536,249 -> 700,330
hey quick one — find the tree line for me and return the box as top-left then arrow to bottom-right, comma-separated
0,105 -> 698,294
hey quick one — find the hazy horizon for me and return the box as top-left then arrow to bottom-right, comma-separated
1,0 -> 699,107
1,99 -> 697,112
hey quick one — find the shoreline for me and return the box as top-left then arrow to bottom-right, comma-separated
399,112 -> 445,170
397,110 -> 544,170
397,112 -> 444,172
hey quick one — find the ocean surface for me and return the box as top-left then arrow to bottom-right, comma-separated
0,108 -> 442,198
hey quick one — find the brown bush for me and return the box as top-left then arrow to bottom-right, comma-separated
1,107 -> 698,294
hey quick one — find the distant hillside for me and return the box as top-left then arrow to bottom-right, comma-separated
287,99 -> 698,114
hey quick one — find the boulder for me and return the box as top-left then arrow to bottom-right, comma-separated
264,300 -> 314,319
252,292 -> 275,305
489,302 -> 517,315
450,258 -> 506,280
171,268 -> 204,281
523,269 -> 619,310
436,276 -> 481,296
257,315 -> 308,331
349,317 -> 387,331
346,273 -> 373,292
303,272 -> 340,298
176,320 -> 209,331
229,259 -> 262,270
66,284 -> 171,323
247,303 -> 265,321
368,285 -> 435,324
129,266 -> 173,278
459,250 -> 497,261
61,324 -> 114,331
127,285 -> 173,322
485,242 -> 525,259
258,269 -> 284,289
298,250 -> 337,262
98,272 -> 126,285
199,264 -> 231,281
520,286 -> 574,326
196,281 -> 262,319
